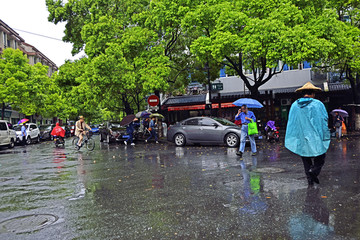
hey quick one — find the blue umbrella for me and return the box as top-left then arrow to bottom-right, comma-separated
233,98 -> 264,108
140,111 -> 151,118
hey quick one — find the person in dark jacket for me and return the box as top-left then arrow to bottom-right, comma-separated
333,112 -> 344,139
124,118 -> 139,146
145,117 -> 159,143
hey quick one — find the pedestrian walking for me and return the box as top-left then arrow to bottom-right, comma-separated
124,118 -> 139,146
333,112 -> 344,139
21,123 -> 27,145
145,117 -> 159,143
235,105 -> 257,157
285,82 -> 330,186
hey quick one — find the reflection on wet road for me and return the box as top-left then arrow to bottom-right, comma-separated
0,136 -> 360,239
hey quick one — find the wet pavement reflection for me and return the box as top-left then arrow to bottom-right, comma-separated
0,136 -> 360,239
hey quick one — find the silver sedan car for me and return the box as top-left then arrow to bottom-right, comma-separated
167,117 -> 241,147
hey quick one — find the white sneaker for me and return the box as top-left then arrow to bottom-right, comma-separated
124,141 -> 127,145
156,141 -> 159,144
145,140 -> 148,143
131,143 -> 135,146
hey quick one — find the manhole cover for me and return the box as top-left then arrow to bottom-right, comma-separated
0,214 -> 58,234
253,167 -> 285,173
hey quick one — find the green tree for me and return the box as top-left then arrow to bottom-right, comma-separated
47,0 -> 170,116
182,0 -> 337,97
322,0 -> 360,104
0,48 -> 60,119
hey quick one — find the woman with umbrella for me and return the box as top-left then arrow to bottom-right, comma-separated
333,112 -> 344,139
331,109 -> 348,139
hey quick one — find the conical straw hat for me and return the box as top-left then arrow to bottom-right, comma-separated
295,82 -> 322,92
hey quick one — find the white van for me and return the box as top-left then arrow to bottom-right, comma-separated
0,120 -> 16,148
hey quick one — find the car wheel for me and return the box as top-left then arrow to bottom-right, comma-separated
174,133 -> 186,147
225,133 -> 239,148
26,137 -> 31,145
8,139 -> 14,149
37,135 -> 40,143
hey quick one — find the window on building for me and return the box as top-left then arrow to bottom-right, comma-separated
14,41 -> 17,49
3,33 -> 6,48
7,39 -> 11,48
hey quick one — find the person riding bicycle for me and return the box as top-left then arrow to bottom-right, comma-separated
51,122 -> 65,139
75,116 -> 91,147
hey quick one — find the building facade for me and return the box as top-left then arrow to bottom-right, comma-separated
162,65 -> 355,130
0,19 -> 58,124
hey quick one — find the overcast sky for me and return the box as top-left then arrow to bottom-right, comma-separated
0,0 -> 83,67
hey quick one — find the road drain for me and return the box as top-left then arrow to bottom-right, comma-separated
0,214 -> 58,234
253,167 -> 285,173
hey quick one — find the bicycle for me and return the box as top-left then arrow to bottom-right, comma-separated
72,131 -> 95,151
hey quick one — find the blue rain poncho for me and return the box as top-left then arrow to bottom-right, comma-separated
285,98 -> 330,157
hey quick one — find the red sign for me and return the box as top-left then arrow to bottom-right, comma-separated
147,95 -> 160,107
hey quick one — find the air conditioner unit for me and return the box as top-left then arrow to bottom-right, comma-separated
281,99 -> 291,106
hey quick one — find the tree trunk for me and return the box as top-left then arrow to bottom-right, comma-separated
1,103 -> 5,120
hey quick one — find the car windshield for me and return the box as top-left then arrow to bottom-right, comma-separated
14,125 -> 22,131
212,117 -> 236,126
110,123 -> 121,128
39,125 -> 51,130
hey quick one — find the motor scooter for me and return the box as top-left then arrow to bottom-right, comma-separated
265,120 -> 280,142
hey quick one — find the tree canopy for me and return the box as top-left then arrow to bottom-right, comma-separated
46,0 -> 360,114
0,48 -> 61,119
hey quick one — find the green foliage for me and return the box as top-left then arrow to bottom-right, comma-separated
0,48 -> 61,118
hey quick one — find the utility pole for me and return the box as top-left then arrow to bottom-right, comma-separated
205,62 -> 212,116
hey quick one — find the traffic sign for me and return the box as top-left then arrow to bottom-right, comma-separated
211,83 -> 223,91
147,95 -> 160,107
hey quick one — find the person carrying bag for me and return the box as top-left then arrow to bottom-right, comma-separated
235,105 -> 257,157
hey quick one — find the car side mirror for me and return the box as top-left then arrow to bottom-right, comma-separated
212,123 -> 219,128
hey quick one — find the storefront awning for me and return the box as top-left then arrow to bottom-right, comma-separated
167,102 -> 237,111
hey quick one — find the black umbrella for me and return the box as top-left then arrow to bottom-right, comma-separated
120,114 -> 136,126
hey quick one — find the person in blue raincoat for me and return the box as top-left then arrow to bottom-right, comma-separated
285,82 -> 330,186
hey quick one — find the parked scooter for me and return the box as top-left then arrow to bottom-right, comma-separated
265,120 -> 280,142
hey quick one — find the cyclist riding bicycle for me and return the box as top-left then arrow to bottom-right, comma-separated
75,116 -> 91,147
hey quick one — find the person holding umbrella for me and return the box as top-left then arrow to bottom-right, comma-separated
21,122 -> 27,146
235,105 -> 257,157
285,82 -> 330,186
124,118 -> 139,146
145,116 -> 159,144
333,112 -> 344,139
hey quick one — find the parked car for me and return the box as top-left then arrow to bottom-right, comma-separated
39,124 -> 55,141
187,81 -> 204,93
99,122 -> 127,143
0,120 -> 16,148
90,124 -> 100,134
14,123 -> 41,145
167,117 -> 241,147
61,125 -> 71,138
68,121 -> 75,136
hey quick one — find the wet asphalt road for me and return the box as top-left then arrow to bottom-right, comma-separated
0,136 -> 360,239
